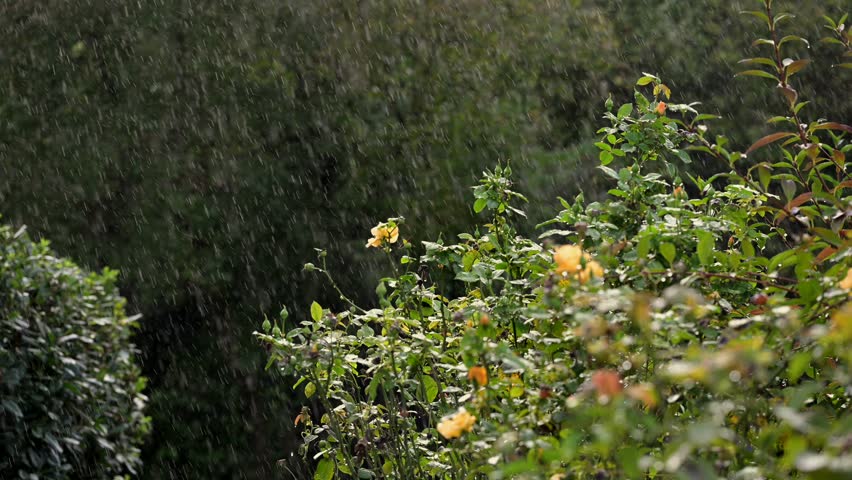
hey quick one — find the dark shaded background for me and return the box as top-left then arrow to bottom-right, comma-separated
1,1 -> 849,477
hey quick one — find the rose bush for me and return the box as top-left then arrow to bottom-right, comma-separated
258,2 -> 852,478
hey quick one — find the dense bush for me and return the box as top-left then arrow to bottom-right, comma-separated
0,224 -> 149,479
259,3 -> 852,478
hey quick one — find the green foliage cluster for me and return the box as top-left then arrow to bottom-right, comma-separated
2,0 -> 851,477
0,224 -> 149,479
259,3 -> 852,478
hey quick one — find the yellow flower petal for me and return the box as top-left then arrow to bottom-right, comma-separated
840,268 -> 852,290
553,245 -> 604,284
436,407 -> 476,439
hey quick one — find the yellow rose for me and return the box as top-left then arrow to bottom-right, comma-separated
553,245 -> 604,284
366,222 -> 399,248
840,268 -> 852,290
831,302 -> 852,341
436,407 -> 476,439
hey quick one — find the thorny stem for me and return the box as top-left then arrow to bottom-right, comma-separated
320,256 -> 368,314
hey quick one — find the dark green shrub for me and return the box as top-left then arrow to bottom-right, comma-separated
0,224 -> 149,479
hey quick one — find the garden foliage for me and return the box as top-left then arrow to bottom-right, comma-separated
259,3 -> 852,478
2,1 -> 851,476
0,224 -> 149,479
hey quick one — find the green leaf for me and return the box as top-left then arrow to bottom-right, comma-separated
697,231 -> 714,266
758,164 -> 772,191
314,458 -> 335,480
422,375 -> 439,403
778,35 -> 809,48
462,250 -> 479,271
311,301 -> 323,321
735,70 -> 779,81
738,57 -> 778,68
617,103 -> 634,119
304,381 -> 316,399
366,369 -> 386,401
742,237 -> 755,258
813,228 -> 842,247
660,243 -> 676,266
741,10 -> 770,25
693,113 -> 722,122
473,198 -> 487,213
637,235 -> 651,258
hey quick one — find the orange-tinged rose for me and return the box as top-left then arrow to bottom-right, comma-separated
366,222 -> 400,248
656,101 -> 667,115
840,268 -> 852,290
626,383 -> 658,408
436,407 -> 476,439
591,370 -> 623,398
467,366 -> 488,386
553,245 -> 604,284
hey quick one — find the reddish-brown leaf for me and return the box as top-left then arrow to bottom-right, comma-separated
832,180 -> 852,193
785,192 -> 813,210
811,122 -> 852,134
816,247 -> 837,264
746,132 -> 797,154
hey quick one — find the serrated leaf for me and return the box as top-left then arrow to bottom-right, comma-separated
617,103 -> 634,118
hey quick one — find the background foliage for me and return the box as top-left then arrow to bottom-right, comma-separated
0,0 -> 850,477
0,224 -> 148,479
